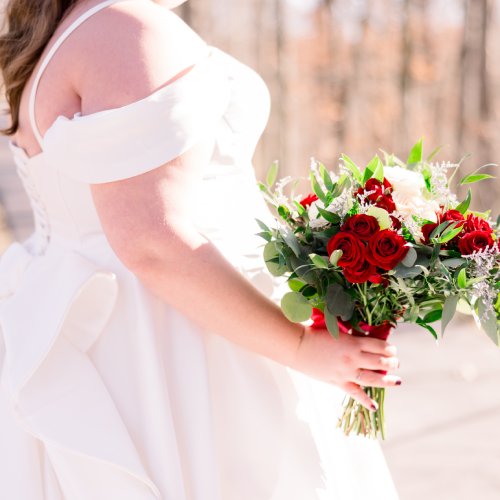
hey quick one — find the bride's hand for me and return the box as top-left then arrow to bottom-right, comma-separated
291,326 -> 402,411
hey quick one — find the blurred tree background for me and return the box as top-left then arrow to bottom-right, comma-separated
179,0 -> 499,214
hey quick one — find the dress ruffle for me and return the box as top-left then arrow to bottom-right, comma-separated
0,243 -> 162,499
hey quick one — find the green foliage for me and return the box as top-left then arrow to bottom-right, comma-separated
281,292 -> 313,323
407,138 -> 423,165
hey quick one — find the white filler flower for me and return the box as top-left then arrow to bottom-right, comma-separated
384,166 -> 440,223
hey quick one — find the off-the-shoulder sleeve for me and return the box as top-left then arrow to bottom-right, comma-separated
43,57 -> 230,184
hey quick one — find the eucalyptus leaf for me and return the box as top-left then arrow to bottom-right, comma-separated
324,307 -> 340,339
281,292 -> 313,323
441,295 -> 459,336
394,263 -> 424,278
263,242 -> 287,276
401,247 -> 418,267
326,283 -> 355,321
317,206 -> 341,224
441,258 -> 467,268
288,278 -> 306,292
478,299 -> 500,346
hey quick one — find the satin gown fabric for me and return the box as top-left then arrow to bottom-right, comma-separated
0,1 -> 399,498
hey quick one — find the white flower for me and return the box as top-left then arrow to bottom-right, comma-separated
307,201 -> 330,229
384,166 -> 440,222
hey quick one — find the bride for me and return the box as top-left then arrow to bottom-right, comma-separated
0,1 -> 401,498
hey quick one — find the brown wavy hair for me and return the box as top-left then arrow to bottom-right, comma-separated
0,0 -> 78,135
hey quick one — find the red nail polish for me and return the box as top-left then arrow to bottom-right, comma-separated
396,380 -> 402,386
371,403 -> 378,411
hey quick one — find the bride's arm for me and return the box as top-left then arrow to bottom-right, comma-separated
75,1 -> 401,410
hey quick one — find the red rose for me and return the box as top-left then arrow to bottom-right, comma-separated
463,214 -> 493,234
326,232 -> 365,269
391,216 -> 402,231
364,178 -> 393,195
375,195 -> 397,213
442,210 -> 465,223
341,214 -> 380,241
458,230 -> 495,255
421,223 -> 438,244
310,308 -> 326,330
299,193 -> 319,208
343,260 -> 377,284
366,229 -> 409,270
369,273 -> 390,287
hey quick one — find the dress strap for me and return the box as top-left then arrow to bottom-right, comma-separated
28,0 -> 127,148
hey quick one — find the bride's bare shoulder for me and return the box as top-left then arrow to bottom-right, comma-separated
69,0 -> 207,114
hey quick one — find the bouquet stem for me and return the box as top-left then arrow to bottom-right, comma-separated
338,387 -> 386,439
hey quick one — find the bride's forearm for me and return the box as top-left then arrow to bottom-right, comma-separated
119,225 -> 305,367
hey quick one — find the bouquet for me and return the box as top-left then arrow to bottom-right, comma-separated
257,140 -> 500,439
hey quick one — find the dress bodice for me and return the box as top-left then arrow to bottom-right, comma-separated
9,46 -> 271,259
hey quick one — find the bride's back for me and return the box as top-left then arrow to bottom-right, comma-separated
14,0 -> 207,158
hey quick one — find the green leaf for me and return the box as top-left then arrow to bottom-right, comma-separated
393,263 -> 424,278
478,299 -> 500,346
457,268 -> 467,289
429,221 -> 456,241
460,173 -> 495,185
281,292 -> 313,323
329,249 -> 343,266
309,253 -> 329,269
319,162 -> 334,192
288,278 -> 306,292
310,172 -> 328,204
441,295 -> 459,336
407,138 -> 423,165
257,231 -> 272,242
366,206 -> 392,230
256,218 -> 271,233
455,189 -> 472,214
427,145 -> 443,161
441,258 -> 467,268
416,318 -> 438,340
316,206 -> 341,224
324,307 -> 340,339
438,225 -> 463,244
266,161 -> 279,187
341,154 -> 363,183
293,200 -> 307,216
423,309 -> 443,323
363,155 -> 382,185
373,158 -> 384,182
281,229 -> 302,258
263,242 -> 287,276
326,283 -> 355,322
401,247 -> 418,267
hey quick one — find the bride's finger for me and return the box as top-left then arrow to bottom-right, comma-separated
358,352 -> 400,371
341,382 -> 378,412
352,369 -> 402,388
357,337 -> 397,357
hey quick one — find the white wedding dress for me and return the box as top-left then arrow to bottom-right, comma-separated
0,1 -> 399,499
